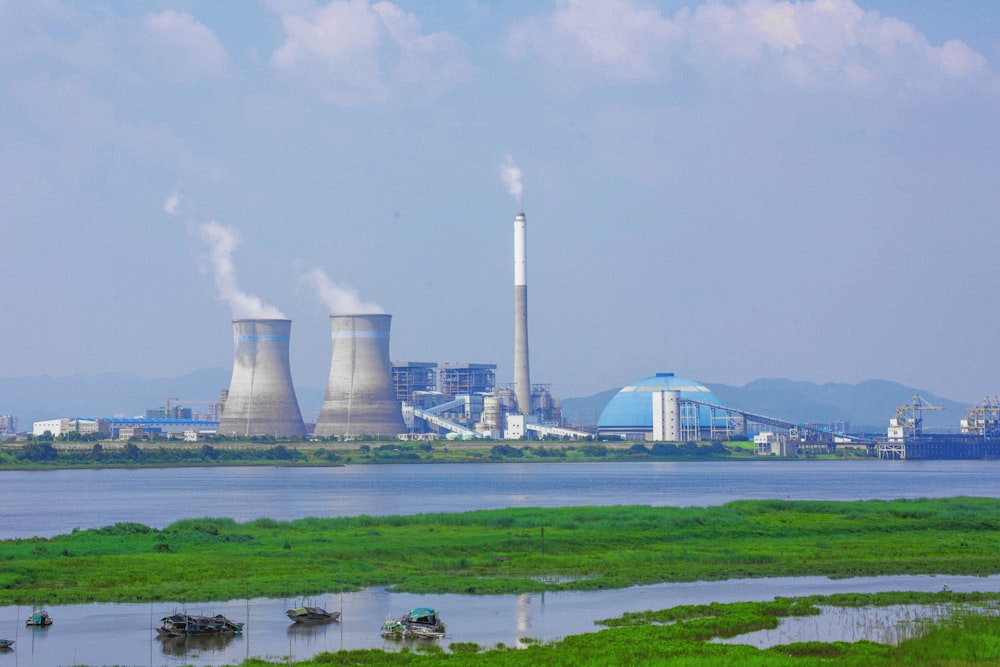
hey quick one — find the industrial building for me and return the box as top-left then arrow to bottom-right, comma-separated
392,362 -> 438,403
393,360 -> 576,439
31,417 -> 218,440
33,418 -> 108,438
0,415 -> 16,435
597,373 -> 729,441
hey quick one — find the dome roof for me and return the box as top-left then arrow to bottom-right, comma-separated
597,372 -> 725,429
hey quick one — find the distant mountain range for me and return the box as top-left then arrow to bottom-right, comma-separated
0,371 -> 975,435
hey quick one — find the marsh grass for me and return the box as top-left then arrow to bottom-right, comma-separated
1,498 -> 998,605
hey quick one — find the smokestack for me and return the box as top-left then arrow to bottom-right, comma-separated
217,319 -> 306,438
514,212 -> 531,416
314,314 -> 406,438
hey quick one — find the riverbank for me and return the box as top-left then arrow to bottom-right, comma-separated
2,498 -> 998,606
0,437 -> 856,470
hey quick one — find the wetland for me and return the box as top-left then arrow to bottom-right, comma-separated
1,460 -> 998,665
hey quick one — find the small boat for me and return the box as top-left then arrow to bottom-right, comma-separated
26,609 -> 53,626
286,606 -> 341,623
380,607 -> 445,639
157,613 -> 243,637
0,639 -> 13,650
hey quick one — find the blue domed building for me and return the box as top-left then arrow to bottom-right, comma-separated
596,372 -> 728,440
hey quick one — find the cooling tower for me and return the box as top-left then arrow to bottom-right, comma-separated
314,314 -> 406,438
217,319 -> 306,438
513,212 -> 532,415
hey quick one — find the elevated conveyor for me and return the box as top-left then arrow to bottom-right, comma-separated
524,422 -> 592,440
684,399 -> 871,444
410,407 -> 477,437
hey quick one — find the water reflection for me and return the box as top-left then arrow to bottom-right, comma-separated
0,576 -> 1000,667
1,576 -> 998,665
716,603 -> 1000,648
157,632 -> 242,657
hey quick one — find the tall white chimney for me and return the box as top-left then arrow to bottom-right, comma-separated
513,212 -> 531,415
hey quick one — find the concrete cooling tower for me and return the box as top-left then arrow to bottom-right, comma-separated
314,314 -> 406,438
217,319 -> 306,438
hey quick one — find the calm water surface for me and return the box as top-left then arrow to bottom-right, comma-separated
4,575 -> 999,667
2,459 -> 998,540
1,460 -> 998,666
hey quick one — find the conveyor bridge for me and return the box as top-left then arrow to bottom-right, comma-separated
683,399 -> 871,444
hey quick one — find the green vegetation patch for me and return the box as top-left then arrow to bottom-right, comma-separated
1,498 -> 999,605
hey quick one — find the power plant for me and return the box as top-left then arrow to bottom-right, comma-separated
314,314 -> 406,439
217,319 -> 307,438
191,199 -> 578,441
24,200 -> 584,442
20,202 -> 1000,457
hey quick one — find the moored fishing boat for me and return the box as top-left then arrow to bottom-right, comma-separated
157,613 -> 243,637
26,608 -> 53,626
286,606 -> 340,623
0,639 -> 13,649
380,607 -> 445,639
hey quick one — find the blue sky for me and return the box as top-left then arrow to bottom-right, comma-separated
2,0 -> 998,405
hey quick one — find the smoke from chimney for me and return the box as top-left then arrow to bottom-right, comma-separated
303,267 -> 385,315
198,221 -> 285,319
500,155 -> 524,209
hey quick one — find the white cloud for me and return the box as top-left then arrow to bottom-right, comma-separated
507,0 -> 681,84
270,0 -> 471,105
140,10 -> 228,80
508,0 -> 989,94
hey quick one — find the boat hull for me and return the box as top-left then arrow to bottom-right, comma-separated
286,607 -> 340,623
157,613 -> 243,637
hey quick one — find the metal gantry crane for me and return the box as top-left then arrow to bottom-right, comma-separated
890,393 -> 944,440
961,395 -> 1000,437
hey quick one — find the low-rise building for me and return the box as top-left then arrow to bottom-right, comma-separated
754,431 -> 798,456
33,418 -> 110,438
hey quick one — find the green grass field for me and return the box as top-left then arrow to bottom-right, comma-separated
2,497 -> 998,605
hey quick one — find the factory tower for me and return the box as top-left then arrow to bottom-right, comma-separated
314,314 -> 406,438
218,319 -> 306,438
514,212 -> 531,415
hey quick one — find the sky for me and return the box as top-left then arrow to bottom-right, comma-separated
1,0 -> 999,406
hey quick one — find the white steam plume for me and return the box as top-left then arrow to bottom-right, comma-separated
199,221 -> 286,319
500,155 -> 524,208
304,267 -> 385,315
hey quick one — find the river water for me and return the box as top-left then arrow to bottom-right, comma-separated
4,460 -> 999,541
1,460 -> 998,666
